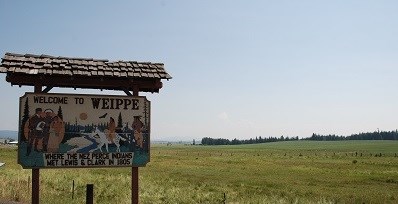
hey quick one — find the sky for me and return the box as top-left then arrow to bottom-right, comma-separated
0,1 -> 397,141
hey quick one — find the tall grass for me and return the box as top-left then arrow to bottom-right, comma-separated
1,141 -> 398,203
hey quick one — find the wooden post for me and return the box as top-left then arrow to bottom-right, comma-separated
132,86 -> 139,204
32,168 -> 40,204
32,84 -> 42,204
72,180 -> 75,199
86,184 -> 94,204
34,84 -> 42,93
132,167 -> 139,204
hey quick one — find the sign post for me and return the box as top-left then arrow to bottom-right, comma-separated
1,52 -> 171,203
132,88 -> 139,204
32,85 -> 42,204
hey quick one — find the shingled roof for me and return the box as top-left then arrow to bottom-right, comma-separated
0,53 -> 172,93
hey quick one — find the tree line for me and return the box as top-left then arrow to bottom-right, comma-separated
305,130 -> 398,141
201,130 -> 398,145
201,135 -> 299,145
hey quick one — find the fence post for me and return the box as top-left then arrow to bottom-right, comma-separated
132,167 -> 139,204
72,180 -> 75,199
32,169 -> 40,204
86,184 -> 94,204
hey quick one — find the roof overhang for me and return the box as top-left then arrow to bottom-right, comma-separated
0,53 -> 172,93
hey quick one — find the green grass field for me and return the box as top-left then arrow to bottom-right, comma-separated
1,140 -> 398,203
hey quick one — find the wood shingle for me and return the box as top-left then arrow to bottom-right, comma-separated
0,52 -> 171,93
0,52 -> 171,80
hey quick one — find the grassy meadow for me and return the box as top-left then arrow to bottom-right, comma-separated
1,140 -> 398,203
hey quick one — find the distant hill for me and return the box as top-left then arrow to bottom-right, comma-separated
0,130 -> 18,140
152,140 -> 196,145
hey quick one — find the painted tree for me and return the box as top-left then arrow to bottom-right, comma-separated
20,98 -> 30,141
57,106 -> 63,120
125,122 -> 129,131
117,112 -> 123,128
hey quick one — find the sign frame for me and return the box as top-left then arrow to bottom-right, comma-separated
18,92 -> 151,169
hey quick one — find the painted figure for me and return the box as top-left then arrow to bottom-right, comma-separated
47,115 -> 65,153
42,109 -> 55,152
66,127 -> 126,153
92,127 -> 126,152
131,116 -> 144,148
106,117 -> 116,143
25,108 -> 45,156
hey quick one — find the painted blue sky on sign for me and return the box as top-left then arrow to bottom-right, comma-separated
0,1 -> 397,141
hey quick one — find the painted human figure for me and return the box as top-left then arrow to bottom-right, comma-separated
26,108 -> 45,156
131,116 -> 144,148
47,115 -> 65,153
106,117 -> 116,143
42,109 -> 54,152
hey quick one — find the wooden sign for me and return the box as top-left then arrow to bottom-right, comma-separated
18,93 -> 150,168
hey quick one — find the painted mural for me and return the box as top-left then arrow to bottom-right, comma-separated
18,93 -> 150,168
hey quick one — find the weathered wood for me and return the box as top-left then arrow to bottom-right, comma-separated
34,84 -> 42,93
123,89 -> 133,96
32,169 -> 40,204
131,89 -> 139,204
6,74 -> 163,93
42,86 -> 53,93
0,53 -> 172,92
32,85 -> 42,204
86,184 -> 94,204
133,86 -> 139,96
132,167 -> 139,204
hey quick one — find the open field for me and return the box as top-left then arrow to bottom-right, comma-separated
1,140 -> 398,203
